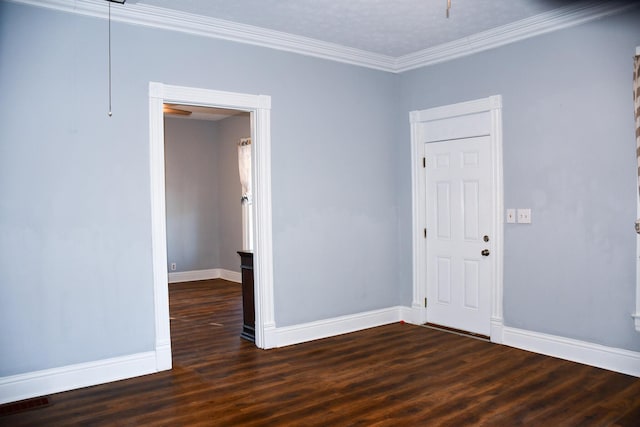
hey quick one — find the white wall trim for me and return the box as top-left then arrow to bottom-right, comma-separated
168,268 -> 241,284
395,1 -> 637,72
401,306 -> 428,326
499,327 -> 640,378
274,307 -> 403,348
635,44 -> 640,333
0,351 -> 158,405
9,0 -> 637,73
149,83 -> 172,373
252,97 -> 277,349
149,82 -> 275,352
409,111 -> 426,316
220,269 -> 242,283
490,318 -> 505,345
149,83 -> 275,352
9,0 -> 394,72
410,95 -> 504,340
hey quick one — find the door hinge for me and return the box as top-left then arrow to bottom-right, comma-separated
424,228 -> 427,238
424,297 -> 428,308
423,157 -> 426,168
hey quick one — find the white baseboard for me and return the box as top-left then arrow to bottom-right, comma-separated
168,268 -> 241,284
500,326 -> 640,377
155,342 -> 172,371
273,306 -> 403,348
0,351 -> 163,405
219,269 -> 242,283
262,324 -> 278,350
490,318 -> 504,344
401,305 -> 428,325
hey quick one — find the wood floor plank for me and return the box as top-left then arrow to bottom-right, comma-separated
2,278 -> 639,426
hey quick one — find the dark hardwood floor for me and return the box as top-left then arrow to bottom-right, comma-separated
2,279 -> 640,426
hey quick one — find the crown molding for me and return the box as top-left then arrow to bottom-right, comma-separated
8,0 -> 397,72
395,1 -> 638,72
7,0 -> 638,73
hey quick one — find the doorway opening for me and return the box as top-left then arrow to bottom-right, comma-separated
149,83 -> 275,372
163,105 -> 252,357
163,105 -> 252,282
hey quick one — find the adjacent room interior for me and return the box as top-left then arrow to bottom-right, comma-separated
163,103 -> 254,357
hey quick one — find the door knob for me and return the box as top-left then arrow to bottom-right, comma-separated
481,249 -> 490,256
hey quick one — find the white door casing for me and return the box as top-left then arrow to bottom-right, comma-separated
425,137 -> 492,335
149,83 -> 276,368
410,96 -> 504,342
635,45 -> 640,332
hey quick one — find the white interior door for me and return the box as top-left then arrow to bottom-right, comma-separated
425,136 -> 493,335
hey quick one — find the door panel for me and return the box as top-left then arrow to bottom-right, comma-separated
463,181 -> 479,240
425,136 -> 493,335
437,257 -> 452,303
464,260 -> 479,309
436,182 -> 451,239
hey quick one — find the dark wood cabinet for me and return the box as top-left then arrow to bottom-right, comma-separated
237,251 -> 255,342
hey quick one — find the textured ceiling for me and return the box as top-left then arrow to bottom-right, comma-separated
133,0 -> 583,56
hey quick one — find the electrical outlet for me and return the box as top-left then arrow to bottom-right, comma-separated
517,209 -> 531,224
506,209 -> 516,223
170,262 -> 177,271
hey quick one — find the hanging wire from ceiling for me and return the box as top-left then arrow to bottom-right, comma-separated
108,0 -> 112,116
106,0 -> 125,117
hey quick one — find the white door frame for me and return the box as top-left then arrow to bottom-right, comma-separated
409,95 -> 504,342
634,46 -> 640,332
149,82 -> 276,371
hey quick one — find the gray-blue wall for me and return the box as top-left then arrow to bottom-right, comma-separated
398,8 -> 640,351
0,1 -> 400,376
165,117 -> 220,273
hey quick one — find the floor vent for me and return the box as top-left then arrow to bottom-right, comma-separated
0,396 -> 50,417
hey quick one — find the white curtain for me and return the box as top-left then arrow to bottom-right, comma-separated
238,138 -> 252,203
238,138 -> 253,250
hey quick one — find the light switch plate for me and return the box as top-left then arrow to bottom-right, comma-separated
517,208 -> 531,224
506,209 -> 516,223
